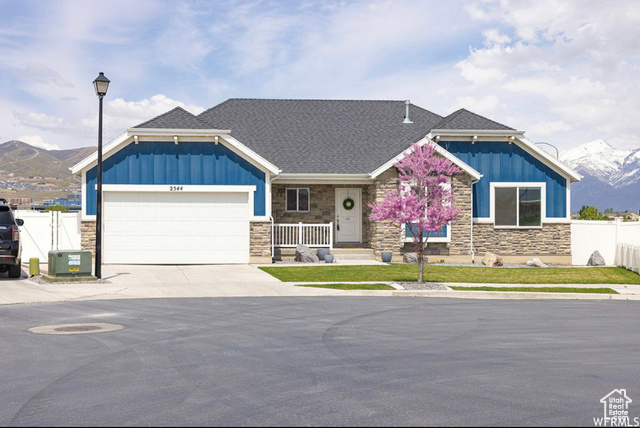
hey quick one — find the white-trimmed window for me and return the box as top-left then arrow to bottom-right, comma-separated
286,188 -> 310,212
492,183 -> 544,228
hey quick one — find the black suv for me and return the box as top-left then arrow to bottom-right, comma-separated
0,198 -> 23,278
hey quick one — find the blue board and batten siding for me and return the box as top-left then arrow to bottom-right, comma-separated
439,141 -> 567,218
85,142 -> 266,216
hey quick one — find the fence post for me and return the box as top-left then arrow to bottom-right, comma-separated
298,222 -> 303,245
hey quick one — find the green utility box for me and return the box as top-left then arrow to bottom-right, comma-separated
47,250 -> 92,277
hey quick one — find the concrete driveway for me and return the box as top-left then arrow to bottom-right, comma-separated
0,264 -> 345,305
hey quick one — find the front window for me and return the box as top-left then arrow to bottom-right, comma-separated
286,188 -> 310,212
494,186 -> 541,227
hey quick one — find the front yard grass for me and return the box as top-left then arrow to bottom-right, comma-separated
260,265 -> 640,285
449,286 -> 619,294
296,283 -> 396,290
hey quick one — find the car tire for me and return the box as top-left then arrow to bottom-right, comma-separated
8,261 -> 21,279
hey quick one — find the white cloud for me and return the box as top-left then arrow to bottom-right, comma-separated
18,134 -> 60,151
85,94 -> 206,142
482,28 -> 511,46
526,121 -> 572,138
454,0 -> 640,149
453,95 -> 500,115
13,111 -> 67,132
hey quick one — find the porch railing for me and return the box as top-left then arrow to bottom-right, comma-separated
272,222 -> 333,249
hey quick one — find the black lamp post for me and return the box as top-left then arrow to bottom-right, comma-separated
92,72 -> 110,279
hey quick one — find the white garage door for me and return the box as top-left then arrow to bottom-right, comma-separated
103,191 -> 250,264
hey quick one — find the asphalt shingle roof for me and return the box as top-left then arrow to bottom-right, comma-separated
196,99 -> 444,174
133,100 -> 516,174
134,106 -> 212,129
432,108 -> 514,131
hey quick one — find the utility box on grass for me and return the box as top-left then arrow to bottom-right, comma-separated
47,250 -> 92,277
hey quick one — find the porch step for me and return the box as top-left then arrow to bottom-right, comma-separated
331,248 -> 376,261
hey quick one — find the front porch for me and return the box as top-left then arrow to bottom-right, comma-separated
271,221 -> 376,261
269,170 -> 471,262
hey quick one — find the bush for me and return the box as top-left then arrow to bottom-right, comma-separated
44,204 -> 70,213
577,205 -> 611,220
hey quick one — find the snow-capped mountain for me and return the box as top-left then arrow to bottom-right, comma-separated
559,140 -> 640,212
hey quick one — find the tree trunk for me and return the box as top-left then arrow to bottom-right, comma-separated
417,242 -> 424,284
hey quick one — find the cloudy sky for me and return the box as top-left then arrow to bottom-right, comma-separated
1,0 -> 639,152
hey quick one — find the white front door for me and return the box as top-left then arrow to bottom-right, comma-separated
335,188 -> 362,243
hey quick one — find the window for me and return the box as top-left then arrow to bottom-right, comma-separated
286,188 -> 309,212
494,186 -> 542,227
0,206 -> 15,224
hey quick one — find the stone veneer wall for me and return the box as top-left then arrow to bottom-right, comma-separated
272,184 -> 372,246
473,223 -> 571,255
448,174 -> 473,255
81,221 -> 96,255
399,173 -> 473,257
370,168 -> 403,256
250,221 -> 272,260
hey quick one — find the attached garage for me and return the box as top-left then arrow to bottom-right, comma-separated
72,119 -> 280,265
102,187 -> 253,264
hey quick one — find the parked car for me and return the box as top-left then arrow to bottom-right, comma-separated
0,198 -> 24,278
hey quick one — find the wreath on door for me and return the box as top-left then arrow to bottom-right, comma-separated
343,197 -> 355,210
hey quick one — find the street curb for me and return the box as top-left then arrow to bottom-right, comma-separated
343,290 -> 640,300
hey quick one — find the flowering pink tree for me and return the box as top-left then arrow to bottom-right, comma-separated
370,142 -> 460,283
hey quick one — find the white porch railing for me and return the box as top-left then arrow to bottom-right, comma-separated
616,243 -> 640,274
272,222 -> 333,249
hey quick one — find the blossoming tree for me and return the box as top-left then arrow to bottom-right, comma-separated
370,142 -> 460,283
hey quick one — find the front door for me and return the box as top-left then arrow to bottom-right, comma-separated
335,188 -> 362,243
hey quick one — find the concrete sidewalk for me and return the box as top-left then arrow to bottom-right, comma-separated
1,265 -> 639,305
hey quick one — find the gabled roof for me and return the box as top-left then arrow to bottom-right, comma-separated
134,106 -> 212,129
196,99 -> 443,174
72,98 -> 579,181
432,108 -> 514,131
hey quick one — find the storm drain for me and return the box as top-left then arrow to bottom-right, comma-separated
28,323 -> 124,335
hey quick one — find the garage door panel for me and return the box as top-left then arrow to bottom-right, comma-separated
103,191 -> 250,264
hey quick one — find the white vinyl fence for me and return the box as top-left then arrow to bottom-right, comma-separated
616,243 -> 640,273
272,223 -> 333,249
571,219 -> 640,266
14,210 -> 82,262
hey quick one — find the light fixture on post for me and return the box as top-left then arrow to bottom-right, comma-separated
92,72 -> 110,279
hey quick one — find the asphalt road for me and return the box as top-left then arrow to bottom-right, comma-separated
0,297 -> 638,426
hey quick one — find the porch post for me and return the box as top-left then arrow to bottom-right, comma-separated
329,222 -> 333,250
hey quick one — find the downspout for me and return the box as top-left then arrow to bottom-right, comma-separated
270,215 -> 275,263
470,179 -> 479,263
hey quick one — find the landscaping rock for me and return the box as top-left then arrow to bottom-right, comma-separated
316,248 -> 330,261
526,257 -> 547,268
587,250 -> 605,266
403,253 -> 425,264
295,244 -> 320,263
482,252 -> 503,267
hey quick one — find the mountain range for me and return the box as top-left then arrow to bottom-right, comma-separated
559,140 -> 640,212
0,140 -> 95,187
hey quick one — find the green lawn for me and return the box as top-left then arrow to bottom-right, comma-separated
260,265 -> 640,285
296,283 -> 396,290
450,286 -> 619,294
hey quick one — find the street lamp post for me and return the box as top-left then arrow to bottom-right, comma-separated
92,72 -> 110,279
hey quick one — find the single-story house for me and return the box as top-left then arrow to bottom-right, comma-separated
71,99 -> 581,264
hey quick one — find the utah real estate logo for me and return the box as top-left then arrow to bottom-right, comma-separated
594,389 -> 639,427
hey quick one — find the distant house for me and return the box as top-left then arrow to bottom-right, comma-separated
71,99 -> 580,264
